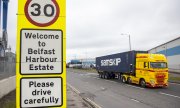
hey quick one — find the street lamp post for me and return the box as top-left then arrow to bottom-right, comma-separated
121,33 -> 132,51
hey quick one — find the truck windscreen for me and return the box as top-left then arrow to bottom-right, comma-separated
150,62 -> 167,68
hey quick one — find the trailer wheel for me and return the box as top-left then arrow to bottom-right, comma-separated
102,73 -> 105,79
140,79 -> 146,88
122,76 -> 126,83
105,73 -> 109,79
112,74 -> 115,79
99,73 -> 102,78
127,77 -> 132,84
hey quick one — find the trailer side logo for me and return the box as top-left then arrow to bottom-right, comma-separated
101,58 -> 121,66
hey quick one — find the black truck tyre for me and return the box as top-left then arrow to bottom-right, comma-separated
99,73 -> 102,78
105,73 -> 109,79
122,76 -> 126,83
140,79 -> 146,88
103,73 -> 105,79
127,77 -> 132,84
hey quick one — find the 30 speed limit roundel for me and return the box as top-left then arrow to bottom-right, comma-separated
25,0 -> 60,27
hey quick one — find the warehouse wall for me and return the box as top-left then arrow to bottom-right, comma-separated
148,37 -> 180,73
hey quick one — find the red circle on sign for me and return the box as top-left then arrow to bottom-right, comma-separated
24,0 -> 60,27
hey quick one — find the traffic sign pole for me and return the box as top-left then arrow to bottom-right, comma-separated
16,0 -> 66,107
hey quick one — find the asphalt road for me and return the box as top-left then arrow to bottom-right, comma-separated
67,68 -> 180,108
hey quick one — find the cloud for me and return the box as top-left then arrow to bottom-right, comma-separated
67,0 -> 180,61
6,0 -> 180,60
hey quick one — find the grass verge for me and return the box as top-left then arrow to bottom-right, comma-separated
0,90 -> 16,108
68,68 -> 97,73
169,76 -> 180,81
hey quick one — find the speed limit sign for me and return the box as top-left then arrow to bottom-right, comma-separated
25,0 -> 60,27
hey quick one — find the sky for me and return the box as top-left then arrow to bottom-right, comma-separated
6,0 -> 180,61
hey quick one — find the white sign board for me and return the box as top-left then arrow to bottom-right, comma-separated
21,78 -> 62,107
20,29 -> 62,74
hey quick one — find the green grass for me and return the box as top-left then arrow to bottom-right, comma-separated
68,68 -> 97,73
0,90 -> 16,108
2,101 -> 16,108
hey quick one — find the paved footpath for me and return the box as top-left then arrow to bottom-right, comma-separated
0,86 -> 90,108
67,85 -> 89,108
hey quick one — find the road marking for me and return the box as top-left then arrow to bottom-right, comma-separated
100,87 -> 105,90
169,82 -> 180,86
159,92 -> 180,99
86,73 -> 98,75
92,77 -> 100,79
86,98 -> 102,108
131,98 -> 140,103
105,80 -> 118,84
80,74 -> 84,76
126,84 -> 144,90
67,83 -> 80,94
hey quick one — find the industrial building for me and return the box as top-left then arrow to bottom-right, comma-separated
68,58 -> 95,69
148,37 -> 180,72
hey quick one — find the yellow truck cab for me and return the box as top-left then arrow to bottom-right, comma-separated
123,53 -> 168,87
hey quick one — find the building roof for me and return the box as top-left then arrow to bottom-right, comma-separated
148,36 -> 180,51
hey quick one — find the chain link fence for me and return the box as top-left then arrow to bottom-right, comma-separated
0,52 -> 15,80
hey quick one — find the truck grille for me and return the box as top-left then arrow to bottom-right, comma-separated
156,74 -> 165,84
157,79 -> 164,84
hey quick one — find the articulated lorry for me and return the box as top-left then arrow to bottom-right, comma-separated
96,51 -> 168,87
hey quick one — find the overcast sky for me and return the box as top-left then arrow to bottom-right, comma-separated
6,0 -> 180,61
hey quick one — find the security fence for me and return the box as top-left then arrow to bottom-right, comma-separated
0,52 -> 16,80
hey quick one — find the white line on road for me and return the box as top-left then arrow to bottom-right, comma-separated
86,73 -> 98,75
100,87 -> 105,90
126,84 -> 144,90
159,92 -> 180,99
131,98 -> 140,103
105,80 -> 118,84
93,77 -> 101,80
67,83 -> 80,94
86,98 -> 102,108
169,82 -> 180,86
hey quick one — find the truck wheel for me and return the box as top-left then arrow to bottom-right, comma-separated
105,73 -> 109,79
104,74 -> 107,79
122,76 -> 126,83
127,77 -> 132,84
112,74 -> 115,79
99,73 -> 102,78
140,79 -> 146,88
103,73 -> 105,79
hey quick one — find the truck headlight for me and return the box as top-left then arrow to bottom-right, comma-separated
150,79 -> 155,85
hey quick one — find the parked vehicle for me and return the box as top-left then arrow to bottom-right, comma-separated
96,51 -> 168,87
